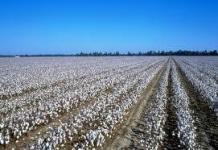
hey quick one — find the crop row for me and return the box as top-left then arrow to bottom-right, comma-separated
176,57 -> 218,113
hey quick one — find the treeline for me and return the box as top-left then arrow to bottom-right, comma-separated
0,50 -> 218,57
75,50 -> 218,56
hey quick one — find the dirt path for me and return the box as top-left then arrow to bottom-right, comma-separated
162,67 -> 185,149
104,60 -> 167,150
1,61 -> 164,150
106,58 -> 218,150
175,59 -> 218,149
2,57 -> 218,149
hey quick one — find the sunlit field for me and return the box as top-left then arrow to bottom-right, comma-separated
0,56 -> 218,149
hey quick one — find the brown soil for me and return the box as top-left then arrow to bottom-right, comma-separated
104,61 -> 167,150
174,59 -> 218,149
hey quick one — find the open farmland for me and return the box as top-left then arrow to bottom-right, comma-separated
0,56 -> 218,149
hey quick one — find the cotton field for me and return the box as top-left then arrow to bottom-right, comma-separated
0,56 -> 218,149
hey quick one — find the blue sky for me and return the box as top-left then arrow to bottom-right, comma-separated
0,0 -> 218,55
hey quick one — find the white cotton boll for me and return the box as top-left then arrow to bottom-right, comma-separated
30,145 -> 35,149
0,138 -> 4,145
38,138 -> 43,145
5,137 -> 9,145
1,58 -> 170,148
0,123 -> 4,129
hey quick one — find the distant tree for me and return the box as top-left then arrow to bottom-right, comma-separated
115,51 -> 120,56
127,51 -> 132,56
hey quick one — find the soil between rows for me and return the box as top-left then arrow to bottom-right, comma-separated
1,58 -> 218,149
162,67 -> 185,149
1,61 -> 164,150
105,60 -> 167,150
174,59 -> 218,149
107,58 -> 218,150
